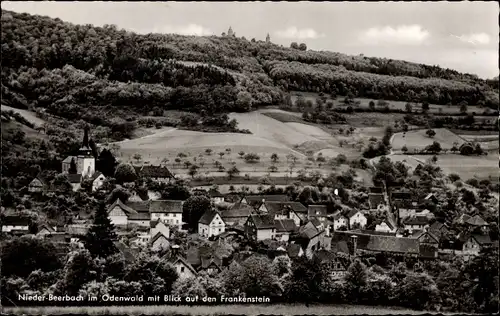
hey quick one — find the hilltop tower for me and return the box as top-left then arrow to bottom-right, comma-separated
266,33 -> 271,43
227,26 -> 235,37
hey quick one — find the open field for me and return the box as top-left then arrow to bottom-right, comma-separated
260,110 -> 305,123
289,91 -> 491,115
3,304 -> 445,316
460,134 -> 499,142
374,153 -> 498,182
391,128 -> 466,151
1,104 -> 46,127
451,129 -> 499,136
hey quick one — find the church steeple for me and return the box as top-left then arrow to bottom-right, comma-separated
82,125 -> 90,148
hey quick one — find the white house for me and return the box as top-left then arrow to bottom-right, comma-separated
150,220 -> 170,239
347,210 -> 367,229
150,232 -> 170,252
403,215 -> 429,232
170,256 -> 198,279
462,234 -> 493,257
1,215 -> 30,233
375,212 -> 397,233
331,212 -> 348,231
107,199 -> 137,226
198,210 -> 226,238
91,172 -> 106,192
149,200 -> 183,231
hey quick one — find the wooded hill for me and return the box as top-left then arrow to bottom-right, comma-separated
2,9 -> 498,125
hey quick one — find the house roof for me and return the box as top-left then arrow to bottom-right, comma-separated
369,194 -> 385,209
347,209 -> 364,219
114,241 -> 138,263
66,224 -> 89,236
1,215 -> 30,226
150,219 -> 169,229
199,209 -> 223,225
410,230 -> 439,243
308,205 -> 327,217
151,231 -> 169,244
263,201 -> 307,215
135,165 -> 174,179
424,193 -> 438,201
465,215 -> 488,226
243,195 -> 289,207
37,224 -> 55,233
201,255 -> 223,270
45,232 -> 71,243
429,222 -> 449,236
391,191 -> 412,200
223,204 -> 254,218
393,199 -> 418,210
287,243 -> 303,258
471,234 -> 493,245
208,190 -> 224,198
455,213 -> 472,224
90,171 -> 104,181
357,229 -> 396,236
30,176 -> 47,187
125,201 -> 150,212
310,218 -> 322,227
170,256 -> 198,275
331,211 -> 347,221
149,200 -> 183,213
248,214 -> 275,229
299,221 -> 321,239
274,219 -> 298,232
332,231 -> 420,255
403,215 -> 429,226
369,187 -> 384,194
67,174 -> 82,183
108,199 -> 137,215
129,212 -> 151,220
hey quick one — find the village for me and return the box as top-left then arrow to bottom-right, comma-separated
1,126 -> 496,282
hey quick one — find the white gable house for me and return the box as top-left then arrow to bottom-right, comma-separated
198,210 -> 226,238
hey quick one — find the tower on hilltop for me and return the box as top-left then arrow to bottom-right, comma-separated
266,33 -> 271,43
228,26 -> 235,37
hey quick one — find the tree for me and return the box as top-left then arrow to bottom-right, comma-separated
133,153 -> 142,164
422,102 -> 430,113
183,160 -> 192,169
238,151 -> 245,158
270,153 -> 279,163
298,43 -> 307,51
369,101 -> 376,110
218,152 -> 225,159
290,42 -> 299,49
460,102 -> 468,114
188,164 -> 199,178
426,129 -> 436,138
97,149 -> 118,177
227,166 -> 240,179
398,272 -> 440,310
425,141 -> 441,154
244,153 -> 260,163
402,145 -> 408,154
114,163 -> 137,183
1,236 -> 62,278
84,202 -> 118,258
63,249 -> 97,296
183,195 -> 211,231
268,165 -> 278,173
405,103 -> 412,113
205,149 -> 212,156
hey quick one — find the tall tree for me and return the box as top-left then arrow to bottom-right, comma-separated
183,195 -> 211,231
84,202 -> 118,258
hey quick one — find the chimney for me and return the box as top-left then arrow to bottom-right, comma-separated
171,244 -> 180,257
350,235 -> 358,256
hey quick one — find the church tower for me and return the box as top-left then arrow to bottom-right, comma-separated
77,126 -> 95,178
266,33 -> 271,43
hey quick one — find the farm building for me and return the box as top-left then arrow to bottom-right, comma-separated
244,214 -> 276,241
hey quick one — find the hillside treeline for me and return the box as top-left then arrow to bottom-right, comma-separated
1,9 -> 498,121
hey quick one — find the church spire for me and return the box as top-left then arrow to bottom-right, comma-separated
82,125 -> 90,148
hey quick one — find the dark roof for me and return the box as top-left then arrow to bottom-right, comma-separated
125,201 -> 150,212
331,211 -> 347,221
455,213 -> 472,224
347,209 -> 364,219
393,199 -> 418,210
248,214 -> 275,229
403,215 -> 429,226
90,171 -> 104,181
332,231 -> 420,255
149,200 -> 183,213
199,209 -> 222,225
170,256 -> 198,275
465,215 -> 488,226
369,194 -> 385,209
299,221 -> 321,239
129,212 -> 151,220
46,233 -> 71,243
274,219 -> 298,232
369,187 -> 384,194
67,174 -> 82,183
471,234 -> 493,245
37,224 -> 55,233
135,165 -> 174,179
429,221 -> 447,232
151,231 -> 169,244
308,205 -> 327,217
150,220 -> 169,229
287,243 -> 303,258
310,218 -> 322,227
263,201 -> 307,216
357,229 -> 396,236
243,195 -> 289,207
391,191 -> 412,200
201,255 -> 223,270
411,230 -> 439,244
1,215 -> 30,226
208,190 -> 224,197
66,224 -> 89,236
223,204 -> 253,218
108,199 -> 137,215
29,177 -> 47,187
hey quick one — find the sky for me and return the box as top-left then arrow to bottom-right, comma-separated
3,1 -> 498,79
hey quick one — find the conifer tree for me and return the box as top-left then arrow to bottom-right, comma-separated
84,201 -> 118,258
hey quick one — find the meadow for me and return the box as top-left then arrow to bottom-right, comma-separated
1,104 -> 46,127
391,128 -> 466,151
3,304 -> 448,316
